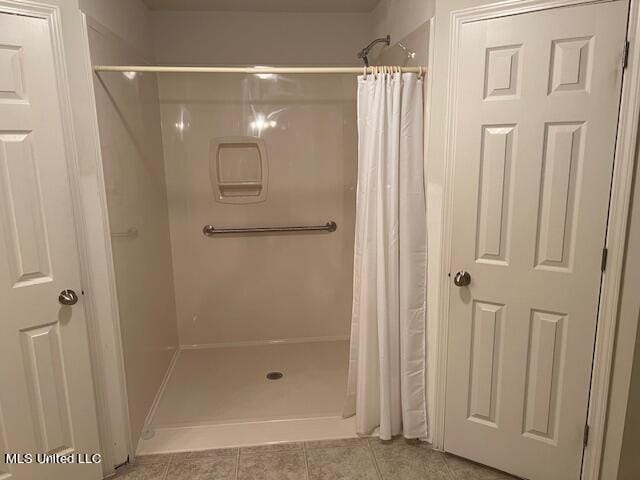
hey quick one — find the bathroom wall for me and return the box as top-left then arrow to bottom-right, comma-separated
87,20 -> 179,447
373,21 -> 429,67
158,73 -> 357,346
617,313 -> 640,479
151,11 -> 371,66
149,2 -> 436,67
371,0 -> 435,42
80,0 -> 154,58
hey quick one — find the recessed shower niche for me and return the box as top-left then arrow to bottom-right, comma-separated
210,136 -> 268,204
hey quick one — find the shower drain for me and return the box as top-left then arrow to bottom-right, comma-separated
266,371 -> 283,380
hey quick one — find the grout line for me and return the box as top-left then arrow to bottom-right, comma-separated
440,452 -> 458,480
302,441 -> 310,480
234,448 -> 240,480
162,454 -> 173,480
366,438 -> 384,480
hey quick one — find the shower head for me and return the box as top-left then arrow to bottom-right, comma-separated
357,35 -> 391,67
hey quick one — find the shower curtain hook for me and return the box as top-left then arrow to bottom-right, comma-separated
363,65 -> 367,79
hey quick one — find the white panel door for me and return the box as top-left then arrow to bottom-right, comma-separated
445,2 -> 628,479
0,12 -> 101,480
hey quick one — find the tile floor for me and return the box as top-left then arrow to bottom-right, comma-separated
114,437 -> 518,480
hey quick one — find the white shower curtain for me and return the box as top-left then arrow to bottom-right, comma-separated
343,72 -> 427,440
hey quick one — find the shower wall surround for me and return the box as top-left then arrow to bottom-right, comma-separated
158,74 -> 358,345
88,22 -> 179,445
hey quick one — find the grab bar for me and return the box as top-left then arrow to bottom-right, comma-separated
203,221 -> 337,236
111,227 -> 139,238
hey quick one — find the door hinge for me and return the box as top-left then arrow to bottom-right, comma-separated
584,424 -> 590,447
601,247 -> 608,272
623,40 -> 630,69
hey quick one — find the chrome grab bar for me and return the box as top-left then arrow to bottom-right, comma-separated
111,227 -> 139,238
203,221 -> 337,236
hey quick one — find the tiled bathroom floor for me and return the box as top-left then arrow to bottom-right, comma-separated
114,437 -> 518,480
151,340 -> 350,427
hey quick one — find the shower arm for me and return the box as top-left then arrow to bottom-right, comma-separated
357,35 -> 391,67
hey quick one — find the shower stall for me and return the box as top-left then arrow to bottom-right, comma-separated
87,11 -> 430,457
147,71 -> 359,445
96,67 -> 359,451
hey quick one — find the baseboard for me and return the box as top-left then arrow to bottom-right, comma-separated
180,335 -> 350,350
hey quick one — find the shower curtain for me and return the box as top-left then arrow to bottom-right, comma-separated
344,72 -> 427,440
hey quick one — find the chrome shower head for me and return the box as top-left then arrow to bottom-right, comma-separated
357,35 -> 391,67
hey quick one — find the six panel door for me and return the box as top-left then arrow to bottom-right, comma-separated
444,2 -> 628,479
0,11 -> 102,480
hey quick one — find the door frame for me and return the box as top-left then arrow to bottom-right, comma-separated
0,0 -> 132,477
429,0 -> 640,479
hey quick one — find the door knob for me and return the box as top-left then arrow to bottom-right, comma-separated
453,271 -> 471,287
58,289 -> 79,306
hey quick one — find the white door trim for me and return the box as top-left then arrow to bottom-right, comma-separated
582,1 -> 640,478
0,0 -> 132,476
431,1 -> 638,479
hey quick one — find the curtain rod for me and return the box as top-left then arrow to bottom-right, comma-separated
93,65 -> 426,75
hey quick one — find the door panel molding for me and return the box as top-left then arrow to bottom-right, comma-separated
432,2 -> 638,480
468,300 -> 505,426
534,121 -> 584,272
475,124 -> 516,265
20,322 -> 74,455
522,309 -> 566,444
0,131 -> 54,287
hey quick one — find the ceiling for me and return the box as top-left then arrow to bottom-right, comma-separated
142,0 -> 381,13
